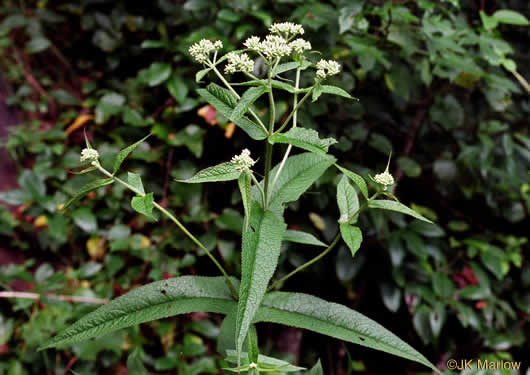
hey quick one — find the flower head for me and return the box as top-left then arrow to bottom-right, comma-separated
315,59 -> 341,80
269,22 -> 304,37
244,36 -> 261,50
80,148 -> 99,163
231,149 -> 256,172
224,52 -> 255,74
373,153 -> 394,189
249,362 -> 258,369
289,38 -> 311,54
243,35 -> 291,61
189,39 -> 223,63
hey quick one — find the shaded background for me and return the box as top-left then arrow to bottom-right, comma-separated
0,0 -> 529,374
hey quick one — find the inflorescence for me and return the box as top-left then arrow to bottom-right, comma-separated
231,149 -> 256,173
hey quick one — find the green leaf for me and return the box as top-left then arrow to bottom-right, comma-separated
225,350 -> 305,372
178,162 -> 240,183
112,134 -> 151,175
340,224 -> 363,258
230,86 -> 268,122
305,360 -> 324,375
492,10 -> 529,25
334,165 -> 369,200
321,85 -> 358,100
283,230 -> 327,247
236,79 -> 297,94
26,37 -> 51,53
238,172 -> 252,231
272,62 -> 301,76
166,74 -> 188,104
267,153 -> 336,213
196,68 -> 212,83
269,128 -> 337,154
71,207 -> 98,233
128,172 -> 145,195
312,82 -> 323,102
39,276 -> 237,350
432,273 -> 455,298
143,62 -> 171,87
254,292 -> 442,375
247,325 -> 259,363
337,175 -> 359,223
368,200 -> 433,223
236,205 -> 286,362
95,93 -> 125,124
131,193 -> 155,220
62,178 -> 114,210
197,83 -> 267,140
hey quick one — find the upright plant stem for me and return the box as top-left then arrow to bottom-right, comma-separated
92,162 -> 239,300
263,64 -> 276,207
273,88 -> 313,135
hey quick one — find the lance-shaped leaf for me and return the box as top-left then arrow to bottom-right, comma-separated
267,153 -> 336,213
335,164 -> 369,200
305,360 -> 324,375
128,172 -> 145,195
254,292 -> 442,375
320,85 -> 358,100
238,172 -> 252,231
39,276 -> 237,350
230,86 -> 268,122
131,193 -> 156,220
113,134 -> 151,175
178,162 -> 240,183
197,83 -> 267,140
235,79 -> 297,94
236,205 -> 286,363
196,67 -> 211,83
62,178 -> 114,210
337,175 -> 359,223
340,224 -> 363,258
283,230 -> 327,247
225,350 -> 305,372
269,128 -> 337,154
368,200 -> 433,223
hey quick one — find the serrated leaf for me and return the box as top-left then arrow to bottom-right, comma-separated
368,200 -> 433,223
312,82 -> 323,102
337,175 -> 359,223
272,62 -> 301,76
236,79 -> 297,93
196,68 -> 211,83
492,9 -> 529,25
39,276 -> 237,350
225,350 -> 305,372
238,172 -> 252,231
128,172 -> 145,195
179,162 -> 240,183
321,85 -> 358,100
267,153 -> 336,213
131,193 -> 155,220
283,230 -> 327,247
112,134 -> 151,175
254,292 -> 442,375
340,224 -> 363,258
62,178 -> 114,210
269,128 -> 337,154
236,205 -> 286,363
230,86 -> 268,122
334,165 -> 369,200
197,83 -> 267,140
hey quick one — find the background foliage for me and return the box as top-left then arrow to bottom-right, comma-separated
0,0 -> 528,374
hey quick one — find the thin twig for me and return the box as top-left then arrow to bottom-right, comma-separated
0,291 -> 108,304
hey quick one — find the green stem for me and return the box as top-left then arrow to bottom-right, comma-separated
250,172 -> 266,207
263,65 -> 276,208
93,162 -> 239,300
209,64 -> 269,135
272,88 -> 313,135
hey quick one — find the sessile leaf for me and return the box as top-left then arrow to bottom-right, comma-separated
178,162 -> 240,183
269,128 -> 337,154
368,200 -> 433,223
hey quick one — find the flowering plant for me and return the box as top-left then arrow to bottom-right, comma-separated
41,23 -> 440,374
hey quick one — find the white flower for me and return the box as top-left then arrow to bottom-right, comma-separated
189,39 -> 223,63
315,59 -> 341,80
231,149 -> 256,172
289,38 -> 311,54
249,362 -> 258,369
224,52 -> 255,74
80,148 -> 99,163
260,35 -> 292,60
244,36 -> 261,50
269,22 -> 304,36
374,154 -> 394,189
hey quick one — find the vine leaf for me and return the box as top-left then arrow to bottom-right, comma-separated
177,162 -> 240,183
336,175 -> 359,223
113,134 -> 151,175
269,128 -> 337,154
339,224 -> 363,258
62,178 -> 114,210
255,292 -> 442,375
39,276 -> 238,350
368,200 -> 433,223
236,205 -> 286,365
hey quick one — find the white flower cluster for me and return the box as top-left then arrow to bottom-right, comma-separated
231,149 -> 256,172
80,148 -> 99,163
269,22 -> 305,36
315,59 -> 341,80
289,38 -> 311,54
224,52 -> 255,74
189,39 -> 223,63
374,170 -> 395,187
244,35 -> 292,60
